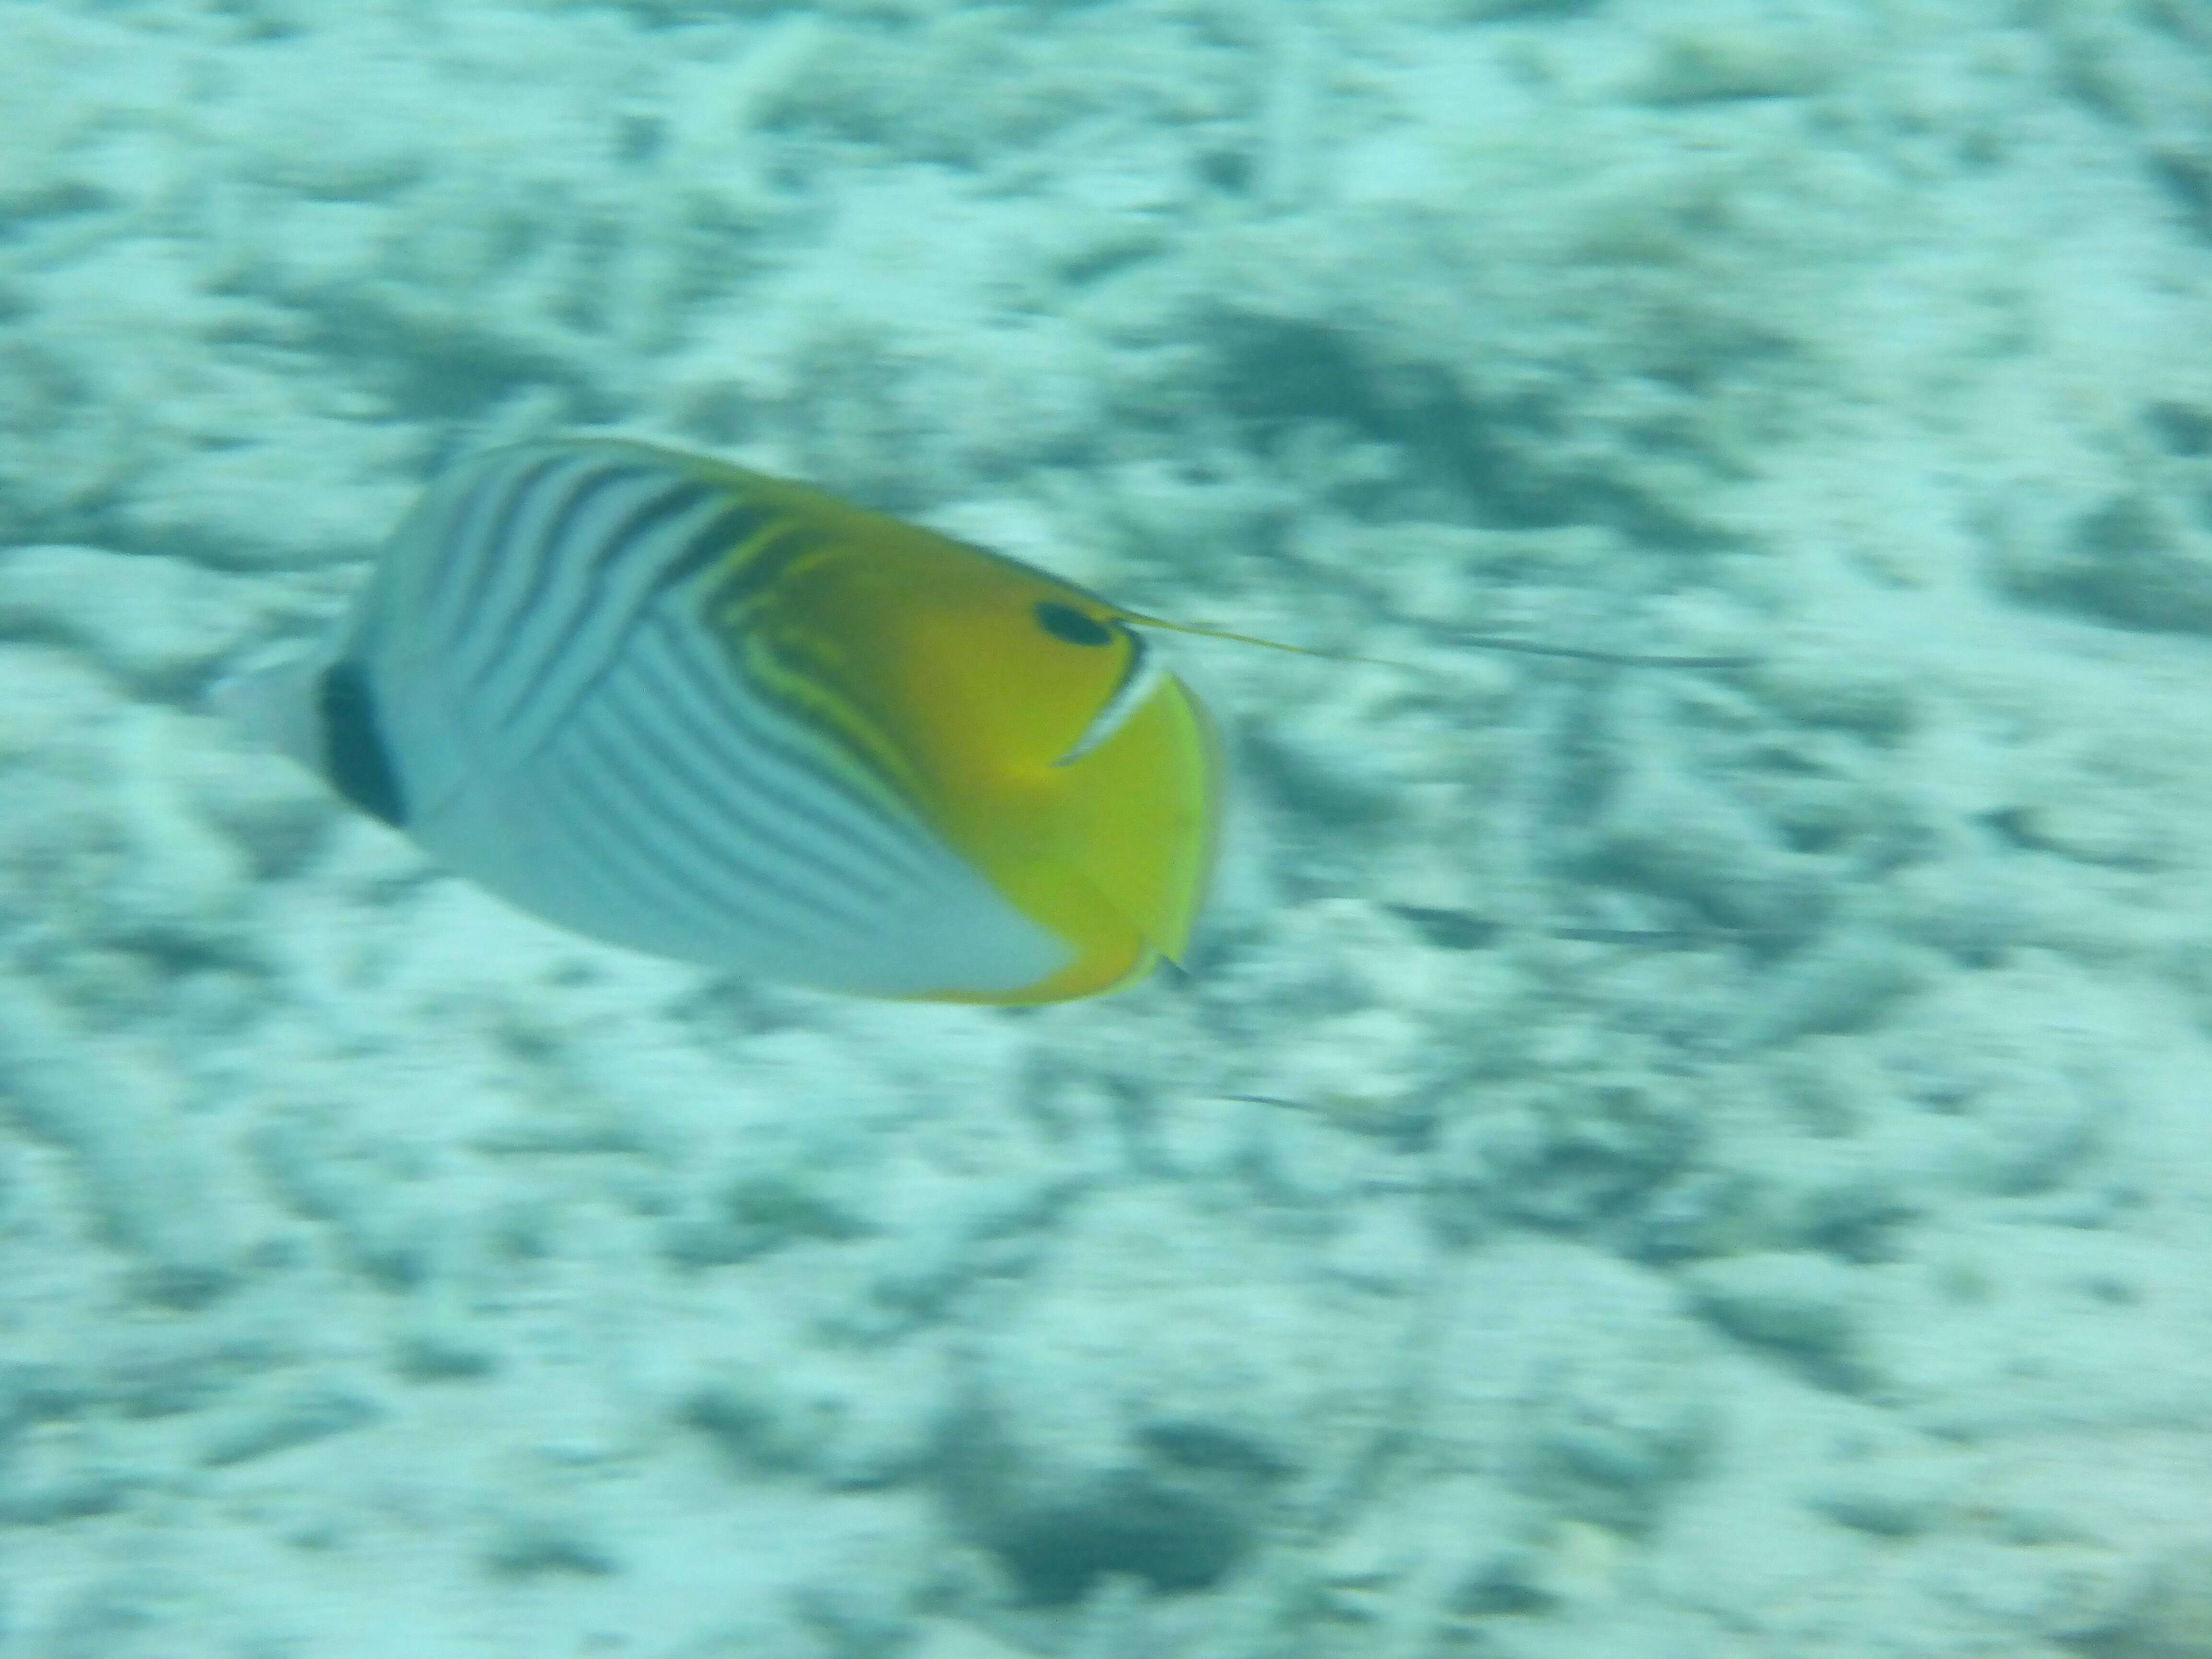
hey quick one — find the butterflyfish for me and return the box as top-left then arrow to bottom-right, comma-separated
217,438 -> 1221,1005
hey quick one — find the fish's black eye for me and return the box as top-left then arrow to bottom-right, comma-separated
1035,601 -> 1115,647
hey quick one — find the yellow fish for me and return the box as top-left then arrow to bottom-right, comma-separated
220,438 -> 1220,1004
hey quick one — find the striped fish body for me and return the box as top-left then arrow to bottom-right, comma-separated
225,439 -> 1219,1004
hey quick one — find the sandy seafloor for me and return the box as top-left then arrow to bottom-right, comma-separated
5,0 -> 2212,1654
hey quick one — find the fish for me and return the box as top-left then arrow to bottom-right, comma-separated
216,438 -> 1221,1005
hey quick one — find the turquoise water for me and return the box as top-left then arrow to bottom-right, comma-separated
5,1 -> 2212,1654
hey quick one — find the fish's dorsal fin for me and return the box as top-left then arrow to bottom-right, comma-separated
1122,609 -> 1754,672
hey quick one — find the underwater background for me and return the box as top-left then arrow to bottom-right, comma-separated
6,0 -> 2212,1654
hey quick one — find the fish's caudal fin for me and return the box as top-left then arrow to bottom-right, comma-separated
208,647 -> 331,773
